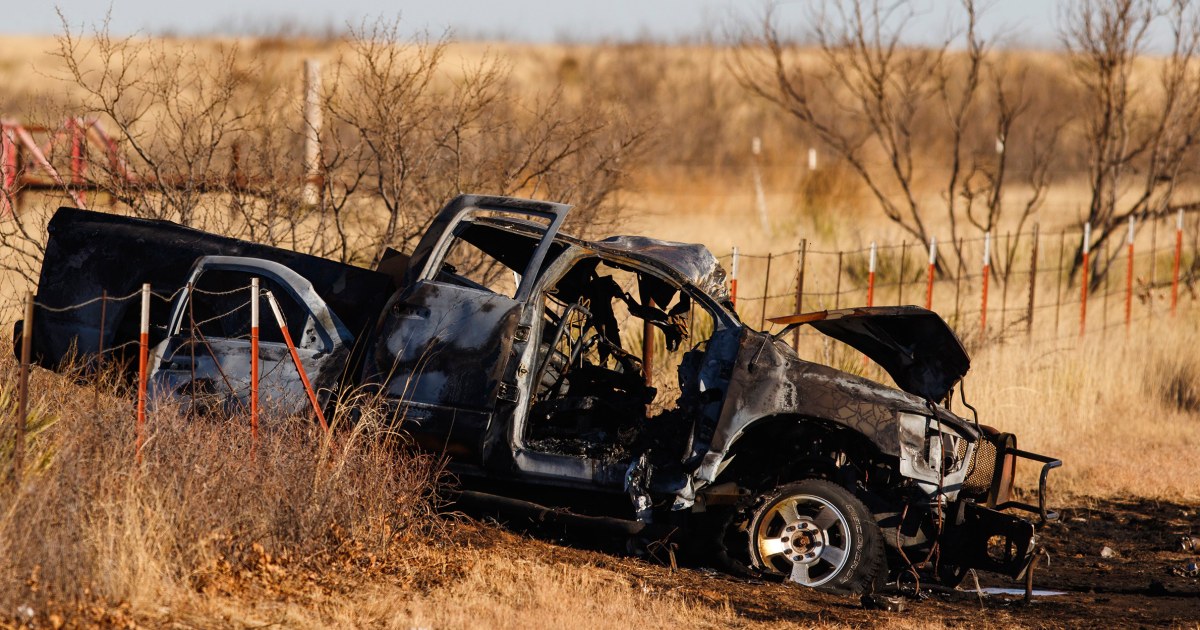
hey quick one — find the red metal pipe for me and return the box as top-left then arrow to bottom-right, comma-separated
265,290 -> 329,433
250,278 -> 260,452
1080,223 -> 1091,337
925,237 -> 936,310
981,233 -> 991,335
136,283 -> 150,464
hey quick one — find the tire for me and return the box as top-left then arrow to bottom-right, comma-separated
745,479 -> 886,595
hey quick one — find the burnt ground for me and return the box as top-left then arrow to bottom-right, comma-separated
477,497 -> 1200,628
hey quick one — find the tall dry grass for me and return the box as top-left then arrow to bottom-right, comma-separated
970,318 -> 1200,501
0,343 -> 445,625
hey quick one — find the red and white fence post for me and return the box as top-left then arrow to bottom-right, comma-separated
925,237 -> 936,310
250,278 -> 260,452
1080,223 -> 1091,337
981,232 -> 991,335
264,290 -> 330,433
1172,209 -> 1183,316
730,246 -> 739,309
867,242 -> 877,307
136,283 -> 150,465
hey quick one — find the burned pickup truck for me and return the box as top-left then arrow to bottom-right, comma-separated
22,195 -> 1059,595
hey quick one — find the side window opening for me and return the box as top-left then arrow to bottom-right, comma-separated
184,269 -> 324,350
427,216 -> 565,300
526,256 -> 719,461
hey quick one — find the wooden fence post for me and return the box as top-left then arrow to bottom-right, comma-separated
834,251 -> 843,309
13,291 -> 32,482
1173,208 -> 1183,316
1055,230 -> 1065,336
1027,224 -> 1039,337
954,238 -> 964,327
1126,216 -> 1134,330
730,246 -> 739,310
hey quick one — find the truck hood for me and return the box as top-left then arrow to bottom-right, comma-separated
769,306 -> 970,401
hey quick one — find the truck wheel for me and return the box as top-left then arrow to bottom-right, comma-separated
746,479 -> 885,595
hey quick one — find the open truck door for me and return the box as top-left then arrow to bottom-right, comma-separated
364,195 -> 571,463
149,256 -> 355,416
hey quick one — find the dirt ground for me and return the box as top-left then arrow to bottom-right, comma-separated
486,497 -> 1200,628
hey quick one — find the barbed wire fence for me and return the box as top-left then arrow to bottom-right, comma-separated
6,278 -> 331,479
720,212 -> 1198,354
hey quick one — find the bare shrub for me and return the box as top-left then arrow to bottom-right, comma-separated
321,20 -> 647,265
0,15 -> 647,284
732,0 -> 1063,276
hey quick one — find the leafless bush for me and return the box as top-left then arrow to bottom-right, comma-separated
0,14 -> 647,284
321,20 -> 648,265
731,1 -> 1064,277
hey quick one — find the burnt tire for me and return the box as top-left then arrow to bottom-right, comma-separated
745,479 -> 885,595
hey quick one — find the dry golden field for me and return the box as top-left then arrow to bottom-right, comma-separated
2,32 -> 1200,628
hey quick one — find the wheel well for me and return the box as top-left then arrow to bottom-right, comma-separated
715,415 -> 894,492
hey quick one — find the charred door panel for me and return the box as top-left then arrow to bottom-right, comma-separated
374,283 -> 522,457
367,195 -> 573,464
150,257 -> 352,416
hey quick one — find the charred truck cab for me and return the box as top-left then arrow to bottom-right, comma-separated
21,195 -> 1060,596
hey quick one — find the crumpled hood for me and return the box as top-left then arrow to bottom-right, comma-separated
770,306 -> 970,401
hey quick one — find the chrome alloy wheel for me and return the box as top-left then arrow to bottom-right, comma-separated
754,493 -> 852,587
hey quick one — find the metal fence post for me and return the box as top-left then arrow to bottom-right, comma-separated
265,290 -> 330,433
897,240 -> 907,304
981,232 -> 991,336
794,239 -> 807,349
867,243 -> 877,307
250,278 -> 260,453
136,283 -> 150,465
925,237 -> 936,310
1080,223 -> 1091,337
